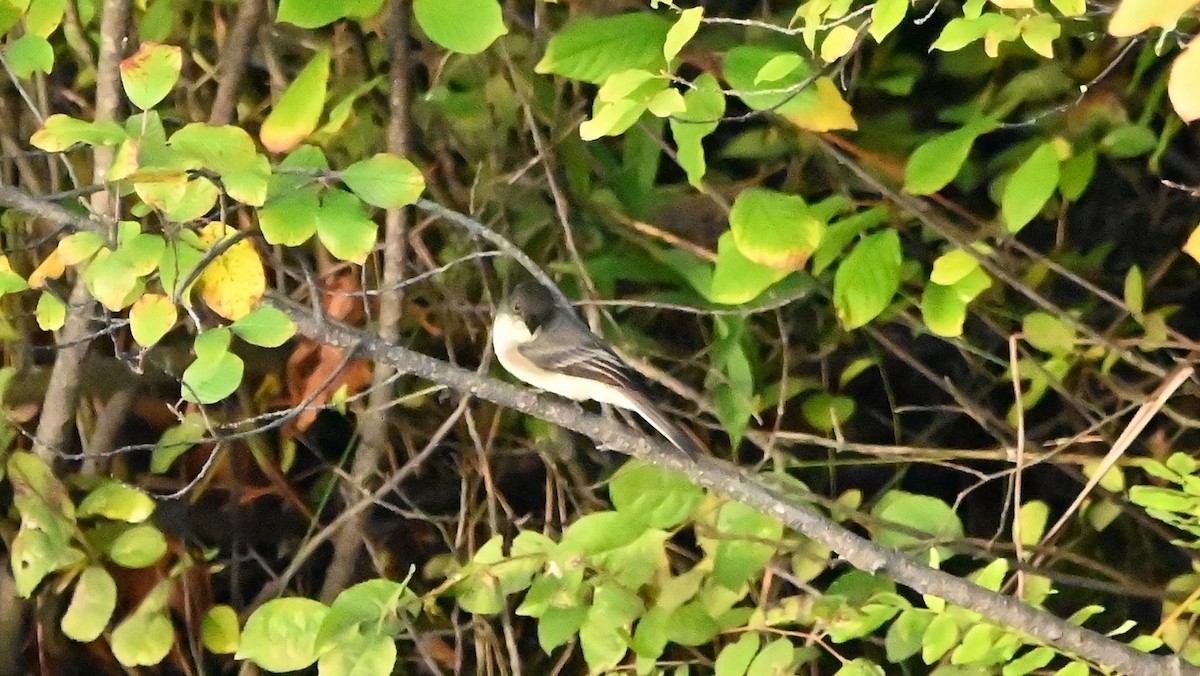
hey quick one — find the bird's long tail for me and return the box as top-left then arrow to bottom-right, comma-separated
624,390 -> 705,458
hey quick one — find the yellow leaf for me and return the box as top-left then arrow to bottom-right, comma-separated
783,78 -> 857,132
28,249 -> 66,288
990,0 -> 1033,7
1109,0 -> 1199,37
196,222 -> 265,321
819,25 -> 858,63
1184,223 -> 1200,263
1169,37 -> 1200,123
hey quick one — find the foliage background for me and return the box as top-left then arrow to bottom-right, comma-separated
2,0 -> 1200,674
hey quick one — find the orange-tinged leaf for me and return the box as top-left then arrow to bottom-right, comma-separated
196,222 -> 266,321
1183,223 -> 1200,263
260,50 -> 330,154
783,78 -> 857,132
1109,0 -> 1199,36
28,249 -> 66,288
120,42 -> 183,110
1169,38 -> 1200,123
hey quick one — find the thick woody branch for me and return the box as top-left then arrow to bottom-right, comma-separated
272,293 -> 1193,676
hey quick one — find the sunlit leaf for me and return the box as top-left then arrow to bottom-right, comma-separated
202,605 -> 241,654
260,49 -> 330,153
61,566 -> 117,642
536,13 -> 671,84
1108,0 -> 1199,37
78,481 -> 156,523
833,230 -> 901,330
120,42 -> 182,110
5,34 -> 54,77
236,598 -> 329,672
35,292 -> 65,331
340,153 -> 425,208
664,6 -> 703,61
30,114 -> 127,152
1169,38 -> 1200,123
277,0 -> 383,27
729,188 -> 823,269
414,0 -> 507,54
231,306 -> 296,348
196,222 -> 266,321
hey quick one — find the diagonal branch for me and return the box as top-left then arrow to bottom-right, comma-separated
271,292 -> 1196,676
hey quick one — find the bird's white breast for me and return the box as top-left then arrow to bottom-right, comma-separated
492,313 -> 637,408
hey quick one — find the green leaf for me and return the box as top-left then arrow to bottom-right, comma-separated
169,123 -> 259,175
669,73 -> 724,188
231,306 -> 296,348
1058,149 -> 1095,201
5,33 -> 54,77
1002,646 -> 1055,676
277,0 -> 383,27
181,330 -> 244,404
536,13 -> 672,84
1125,265 -> 1144,318
811,206 -> 892,275
237,597 -> 329,672
579,613 -> 627,673
57,231 -> 104,265
747,637 -> 796,675
152,413 -> 207,473
119,42 -> 182,110
181,350 -> 244,404
709,315 -> 754,447
722,45 -> 816,114
260,186 -> 320,246
316,189 -> 378,263
713,501 -> 783,590
664,6 -> 703,61
921,282 -> 968,338
340,153 -> 425,208
833,230 -> 902,330
78,481 -> 156,523
316,578 -> 414,652
36,292 -> 66,331
559,511 -> 648,555
904,121 -> 993,195
871,491 -> 964,563
84,250 -> 140,311
534,603 -> 585,653
1101,124 -> 1156,158
886,609 -> 932,663
107,524 -> 167,568
129,293 -> 177,348
1022,311 -> 1075,354
111,586 -> 173,666
11,528 -> 84,597
921,612 -> 959,663
158,231 -> 205,302
710,232 -> 790,304
609,460 -> 702,529
30,114 -> 128,151
61,566 -> 117,642
317,632 -> 397,676
754,52 -> 803,84
870,0 -> 908,41
715,632 -> 760,676
202,604 -> 241,654
930,249 -> 980,286
729,188 -> 823,269
260,49 -> 330,153
1002,141 -> 1060,233
801,393 -> 856,431
414,0 -> 507,54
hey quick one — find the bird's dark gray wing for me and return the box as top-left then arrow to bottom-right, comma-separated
516,317 -> 643,391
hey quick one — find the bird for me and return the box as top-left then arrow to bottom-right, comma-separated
491,280 -> 702,458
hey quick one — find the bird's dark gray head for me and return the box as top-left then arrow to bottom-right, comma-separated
509,281 -> 556,331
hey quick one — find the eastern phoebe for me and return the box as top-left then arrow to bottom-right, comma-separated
492,281 -> 701,457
